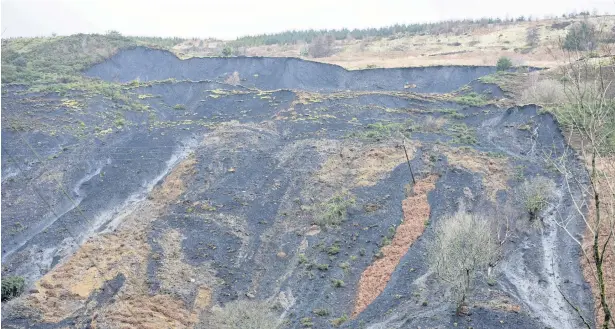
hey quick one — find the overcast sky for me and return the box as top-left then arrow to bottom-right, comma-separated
2,0 -> 614,39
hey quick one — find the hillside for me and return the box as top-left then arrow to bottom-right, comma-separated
171,15 -> 615,69
1,14 -> 614,329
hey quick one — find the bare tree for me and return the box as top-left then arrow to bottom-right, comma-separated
547,30 -> 615,328
427,211 -> 499,313
308,35 -> 335,58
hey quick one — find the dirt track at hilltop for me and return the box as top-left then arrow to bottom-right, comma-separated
1,49 -> 593,329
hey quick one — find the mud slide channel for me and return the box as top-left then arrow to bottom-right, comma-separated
353,175 -> 437,316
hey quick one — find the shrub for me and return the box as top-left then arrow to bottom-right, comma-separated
327,244 -> 340,255
517,176 -> 556,221
222,46 -> 233,56
173,104 -> 186,110
496,56 -> 513,71
313,308 -> 330,316
427,212 -> 498,312
300,317 -> 314,327
563,21 -> 597,51
526,27 -> 540,47
331,279 -> 345,288
308,35 -> 335,58
315,192 -> 355,228
199,299 -> 280,329
330,314 -> 348,327
2,276 -> 25,302
316,263 -> 329,271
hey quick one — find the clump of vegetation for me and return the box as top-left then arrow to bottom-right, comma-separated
315,192 -> 355,228
173,104 -> 186,110
427,212 -> 498,313
496,56 -> 513,71
199,299 -> 280,329
300,317 -> 314,327
526,27 -> 540,48
308,35 -> 335,58
2,276 -> 25,302
331,279 -> 345,288
339,261 -> 351,273
327,244 -> 340,255
330,314 -> 348,327
517,176 -> 556,221
313,308 -> 330,316
563,21 -> 597,51
221,46 -> 233,56
348,120 -> 412,141
448,123 -> 477,144
452,92 -> 489,107
317,263 -> 330,271
114,117 -> 127,127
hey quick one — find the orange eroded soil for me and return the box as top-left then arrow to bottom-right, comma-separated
26,155 -> 205,328
352,175 -> 437,316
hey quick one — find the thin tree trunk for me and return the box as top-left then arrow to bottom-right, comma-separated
402,142 -> 415,185
592,150 -> 613,329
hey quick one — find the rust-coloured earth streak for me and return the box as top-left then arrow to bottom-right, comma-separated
352,175 -> 438,317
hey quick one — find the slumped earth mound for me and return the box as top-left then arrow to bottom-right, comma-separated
1,48 -> 593,329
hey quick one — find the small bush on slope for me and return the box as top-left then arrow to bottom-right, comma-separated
517,176 -> 556,221
496,56 -> 513,71
427,212 -> 498,313
2,276 -> 25,302
315,192 -> 356,228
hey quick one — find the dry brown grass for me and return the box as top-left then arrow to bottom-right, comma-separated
441,146 -> 509,201
520,74 -> 567,105
316,143 -> 417,188
352,175 -> 437,316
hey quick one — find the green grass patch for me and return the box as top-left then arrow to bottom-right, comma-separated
452,92 -> 489,107
347,120 -> 413,141
315,192 -> 356,228
448,123 -> 478,144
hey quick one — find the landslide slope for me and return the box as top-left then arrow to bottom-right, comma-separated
1,38 -> 593,329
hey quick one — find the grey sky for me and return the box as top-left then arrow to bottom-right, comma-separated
2,0 -> 613,39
